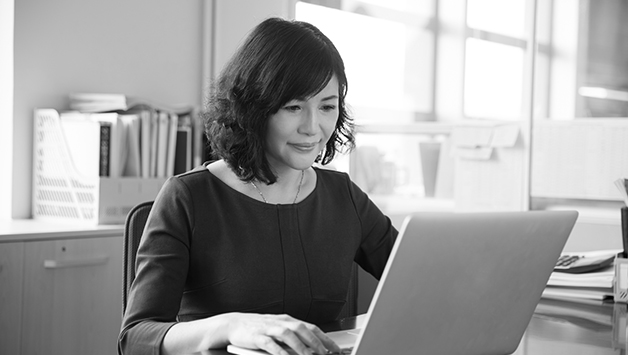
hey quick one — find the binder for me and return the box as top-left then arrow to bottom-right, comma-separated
91,112 -> 125,178
175,114 -> 193,175
155,111 -> 170,178
165,112 -> 179,177
120,113 -> 141,177
139,109 -> 152,178
149,110 -> 159,177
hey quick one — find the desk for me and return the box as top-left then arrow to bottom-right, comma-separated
190,298 -> 627,355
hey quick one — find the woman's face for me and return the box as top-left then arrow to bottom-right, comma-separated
265,76 -> 340,174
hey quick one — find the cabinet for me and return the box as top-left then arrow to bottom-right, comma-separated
0,233 -> 122,355
0,242 -> 25,354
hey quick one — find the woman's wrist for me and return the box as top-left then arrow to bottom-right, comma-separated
162,313 -> 236,354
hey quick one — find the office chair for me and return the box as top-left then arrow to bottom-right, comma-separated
122,201 -> 359,318
122,200 -> 154,314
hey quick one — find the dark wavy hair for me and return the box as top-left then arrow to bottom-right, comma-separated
203,17 -> 355,184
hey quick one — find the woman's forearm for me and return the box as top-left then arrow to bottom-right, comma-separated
161,313 -> 234,355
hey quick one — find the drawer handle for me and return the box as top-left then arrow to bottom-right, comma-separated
43,255 -> 109,269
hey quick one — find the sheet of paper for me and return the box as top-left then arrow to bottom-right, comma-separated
455,147 -> 493,160
451,125 -> 494,147
490,124 -> 520,147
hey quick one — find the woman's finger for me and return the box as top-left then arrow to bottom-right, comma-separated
267,325 -> 312,355
278,319 -> 340,355
254,334 -> 291,355
285,322 -> 326,354
309,327 -> 341,354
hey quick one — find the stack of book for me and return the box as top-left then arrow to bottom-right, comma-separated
64,93 -> 207,179
543,250 -> 621,302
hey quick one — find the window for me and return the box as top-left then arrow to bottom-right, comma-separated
296,0 -> 452,212
463,0 -> 526,120
296,0 -> 435,123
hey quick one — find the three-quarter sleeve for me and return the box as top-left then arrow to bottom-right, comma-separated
118,177 -> 195,355
346,177 -> 398,280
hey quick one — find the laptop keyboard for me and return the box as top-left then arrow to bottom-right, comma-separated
326,347 -> 353,355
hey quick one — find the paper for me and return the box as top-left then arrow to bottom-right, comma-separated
456,147 -> 493,160
451,125 -> 494,148
620,264 -> 628,289
542,287 -> 612,301
452,123 -> 520,161
490,124 -> 520,147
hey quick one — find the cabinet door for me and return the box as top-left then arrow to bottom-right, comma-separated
21,236 -> 123,355
0,242 -> 25,354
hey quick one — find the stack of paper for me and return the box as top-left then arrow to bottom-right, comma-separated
543,250 -> 621,302
69,93 -> 192,115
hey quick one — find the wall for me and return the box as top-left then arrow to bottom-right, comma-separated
12,0 -> 205,218
212,0 -> 292,77
0,0 -> 14,221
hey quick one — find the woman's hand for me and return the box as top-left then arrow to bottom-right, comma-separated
226,313 -> 341,355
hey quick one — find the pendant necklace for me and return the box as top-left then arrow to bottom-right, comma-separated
250,170 -> 304,204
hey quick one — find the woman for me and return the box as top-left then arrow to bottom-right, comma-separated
118,17 -> 398,355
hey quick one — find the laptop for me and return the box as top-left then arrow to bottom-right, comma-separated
227,210 -> 578,355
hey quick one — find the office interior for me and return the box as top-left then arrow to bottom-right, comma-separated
2,0 -> 628,354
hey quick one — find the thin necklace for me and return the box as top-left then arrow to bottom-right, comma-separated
250,170 -> 305,204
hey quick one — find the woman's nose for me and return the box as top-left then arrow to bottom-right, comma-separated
299,108 -> 319,135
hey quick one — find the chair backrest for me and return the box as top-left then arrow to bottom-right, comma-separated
122,200 -> 359,318
122,201 -> 153,315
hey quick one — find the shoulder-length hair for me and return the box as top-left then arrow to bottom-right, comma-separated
204,17 -> 355,184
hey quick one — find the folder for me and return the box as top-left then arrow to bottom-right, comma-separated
174,114 -> 193,175
91,113 -> 125,178
139,109 -> 152,178
120,113 -> 141,177
165,112 -> 179,177
155,111 -> 170,178
59,112 -> 107,178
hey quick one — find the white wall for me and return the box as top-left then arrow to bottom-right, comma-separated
212,0 -> 292,77
0,0 -> 14,222
12,0 -> 205,218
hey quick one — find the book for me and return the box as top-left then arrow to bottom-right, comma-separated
191,109 -> 206,167
542,249 -> 621,302
149,110 -> 159,178
59,112 -> 110,178
543,286 -> 614,302
120,113 -> 141,177
174,114 -> 193,175
155,111 -> 170,178
90,112 -> 125,178
99,123 -> 111,176
165,112 -> 179,177
139,109 -> 152,178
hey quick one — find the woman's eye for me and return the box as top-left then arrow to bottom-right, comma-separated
284,105 -> 301,112
321,104 -> 337,112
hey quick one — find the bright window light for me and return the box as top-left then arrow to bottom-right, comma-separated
467,0 -> 526,39
296,1 -> 433,123
464,38 -> 524,119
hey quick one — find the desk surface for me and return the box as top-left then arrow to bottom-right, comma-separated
191,298 -> 627,355
0,218 -> 123,242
